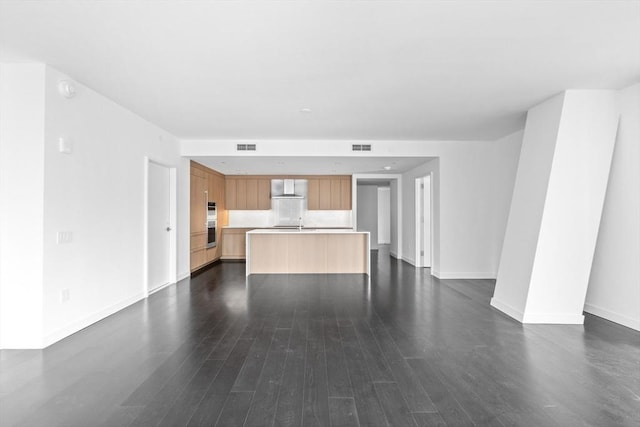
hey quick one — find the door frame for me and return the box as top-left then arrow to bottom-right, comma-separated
143,157 -> 177,297
414,174 -> 433,269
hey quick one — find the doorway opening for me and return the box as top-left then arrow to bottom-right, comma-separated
145,158 -> 177,295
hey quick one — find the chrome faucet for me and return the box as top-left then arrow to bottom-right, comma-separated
298,217 -> 303,231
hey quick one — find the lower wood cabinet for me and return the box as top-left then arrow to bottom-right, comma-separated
221,228 -> 254,259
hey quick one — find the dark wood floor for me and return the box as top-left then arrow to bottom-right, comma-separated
1,247 -> 639,427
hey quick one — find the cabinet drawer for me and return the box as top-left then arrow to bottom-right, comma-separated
190,248 -> 206,271
190,232 -> 207,250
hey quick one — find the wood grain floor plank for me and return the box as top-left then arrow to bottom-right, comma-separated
328,397 -> 360,427
214,391 -> 254,427
339,325 -> 389,426
302,337 -> 330,427
374,382 -> 418,427
243,328 -> 292,427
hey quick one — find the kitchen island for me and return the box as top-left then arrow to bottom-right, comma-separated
246,229 -> 370,276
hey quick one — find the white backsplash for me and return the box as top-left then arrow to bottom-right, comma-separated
228,209 -> 352,228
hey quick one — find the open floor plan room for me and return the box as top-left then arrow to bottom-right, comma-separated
1,248 -> 638,427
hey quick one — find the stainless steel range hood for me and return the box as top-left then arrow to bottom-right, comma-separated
271,179 -> 307,199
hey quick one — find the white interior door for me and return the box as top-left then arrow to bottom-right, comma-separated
422,175 -> 431,268
415,175 -> 432,268
148,161 -> 171,292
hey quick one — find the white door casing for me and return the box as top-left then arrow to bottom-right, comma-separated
146,159 -> 175,293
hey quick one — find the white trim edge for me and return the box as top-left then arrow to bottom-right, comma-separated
584,303 -> 640,331
148,281 -> 175,295
490,298 -> 585,324
521,312 -> 585,324
401,256 -> 416,266
434,271 -> 497,279
490,298 -> 524,322
42,292 -> 145,348
177,271 -> 191,282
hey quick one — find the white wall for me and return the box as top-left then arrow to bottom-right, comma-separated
0,64 -> 183,348
40,67 -> 182,346
585,83 -> 640,331
0,64 -> 46,348
377,187 -> 391,244
401,133 -> 521,278
357,185 -> 378,249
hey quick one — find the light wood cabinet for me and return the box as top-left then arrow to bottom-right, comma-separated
319,179 -> 331,209
190,161 -> 226,272
236,179 -> 247,209
224,175 -> 350,211
190,172 -> 207,234
340,178 -> 351,209
258,179 -> 271,209
225,178 -> 237,210
247,231 -> 368,274
306,176 -> 351,210
221,228 -> 253,259
307,179 -> 320,210
225,177 -> 271,210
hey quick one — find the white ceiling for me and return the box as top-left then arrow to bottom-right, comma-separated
192,156 -> 431,176
1,1 -> 638,142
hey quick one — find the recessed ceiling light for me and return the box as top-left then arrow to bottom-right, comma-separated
383,166 -> 392,170
300,108 -> 312,113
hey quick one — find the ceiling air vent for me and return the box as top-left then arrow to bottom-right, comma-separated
236,143 -> 257,151
352,144 -> 372,152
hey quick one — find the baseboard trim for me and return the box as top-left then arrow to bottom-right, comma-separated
42,292 -> 145,348
177,271 -> 191,282
401,256 -> 416,266
434,271 -> 497,279
490,298 -> 525,322
389,251 -> 399,259
490,298 -> 585,324
521,312 -> 584,324
149,281 -> 174,295
584,303 -> 640,331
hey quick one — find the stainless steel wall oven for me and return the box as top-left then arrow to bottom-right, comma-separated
207,202 -> 217,248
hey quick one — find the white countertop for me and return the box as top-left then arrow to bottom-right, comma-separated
247,228 -> 365,234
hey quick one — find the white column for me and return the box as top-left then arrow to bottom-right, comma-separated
492,90 -> 619,324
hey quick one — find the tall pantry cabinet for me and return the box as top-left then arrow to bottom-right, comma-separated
190,161 -> 225,272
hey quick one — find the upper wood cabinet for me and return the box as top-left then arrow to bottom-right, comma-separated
307,176 -> 351,210
225,175 -> 350,211
226,177 -> 271,210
